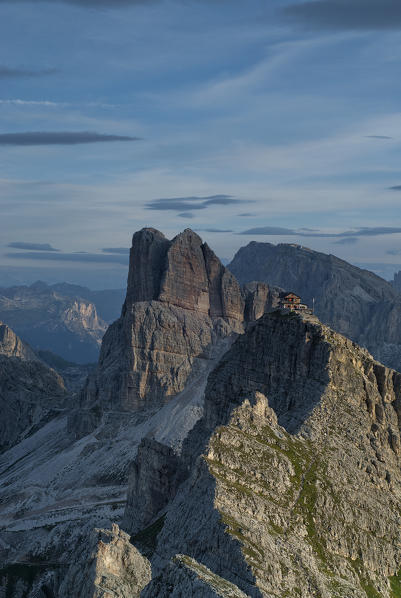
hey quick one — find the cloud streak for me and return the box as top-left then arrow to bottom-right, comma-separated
283,0 -> 401,31
145,195 -> 252,212
101,247 -> 130,254
240,226 -> 401,238
365,135 -> 393,140
0,0 -> 154,6
194,228 -> 233,233
6,251 -> 129,265
8,242 -> 59,251
0,65 -> 57,79
0,131 -> 140,146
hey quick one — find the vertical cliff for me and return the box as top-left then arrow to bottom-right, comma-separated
74,228 -> 248,433
0,323 -> 67,450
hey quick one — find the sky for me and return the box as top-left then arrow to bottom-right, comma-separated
1,0 -> 401,288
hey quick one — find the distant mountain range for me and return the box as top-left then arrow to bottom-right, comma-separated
0,281 -> 124,364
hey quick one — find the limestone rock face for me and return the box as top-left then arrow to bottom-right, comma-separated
242,282 -> 281,323
0,321 -> 37,361
58,524 -> 151,598
392,270 -> 401,292
74,229 -> 247,427
144,554 -> 249,598
228,241 -> 401,372
126,228 -> 170,304
126,228 -> 244,320
0,324 -> 67,450
140,312 -> 401,597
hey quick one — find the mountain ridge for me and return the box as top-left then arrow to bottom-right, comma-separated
228,240 -> 401,372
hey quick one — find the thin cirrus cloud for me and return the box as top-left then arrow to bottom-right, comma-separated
178,212 -> 195,219
8,242 -> 59,251
0,132 -> 141,146
0,65 -> 57,78
332,237 -> 359,245
194,228 -> 233,233
101,248 -> 130,254
239,226 -> 401,238
6,251 -> 129,265
0,0 -> 155,6
365,135 -> 393,140
145,195 -> 252,212
282,0 -> 401,31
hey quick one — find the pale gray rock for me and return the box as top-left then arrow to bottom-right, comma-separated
144,554 -> 249,597
0,321 -> 37,361
58,524 -> 151,598
122,438 -> 186,536
0,324 -> 67,451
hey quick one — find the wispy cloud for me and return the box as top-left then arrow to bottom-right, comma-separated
6,251 -> 129,265
178,212 -> 195,219
240,226 -> 401,238
389,185 -> 401,190
0,65 -> 57,79
194,228 -> 233,233
0,0 -> 155,6
101,247 -> 130,254
145,194 -> 251,212
0,99 -> 118,108
0,131 -> 141,146
8,242 -> 59,251
332,237 -> 359,245
365,135 -> 393,140
283,0 -> 401,31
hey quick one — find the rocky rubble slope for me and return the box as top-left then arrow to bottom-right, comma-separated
228,241 -> 401,372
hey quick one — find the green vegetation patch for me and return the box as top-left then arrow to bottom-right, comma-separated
390,568 -> 401,598
348,558 -> 381,598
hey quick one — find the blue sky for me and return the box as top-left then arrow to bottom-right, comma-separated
1,0 -> 401,287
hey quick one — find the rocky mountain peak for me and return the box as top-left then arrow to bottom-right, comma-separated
126,227 -> 244,321
0,321 -> 37,361
73,229 -> 264,428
